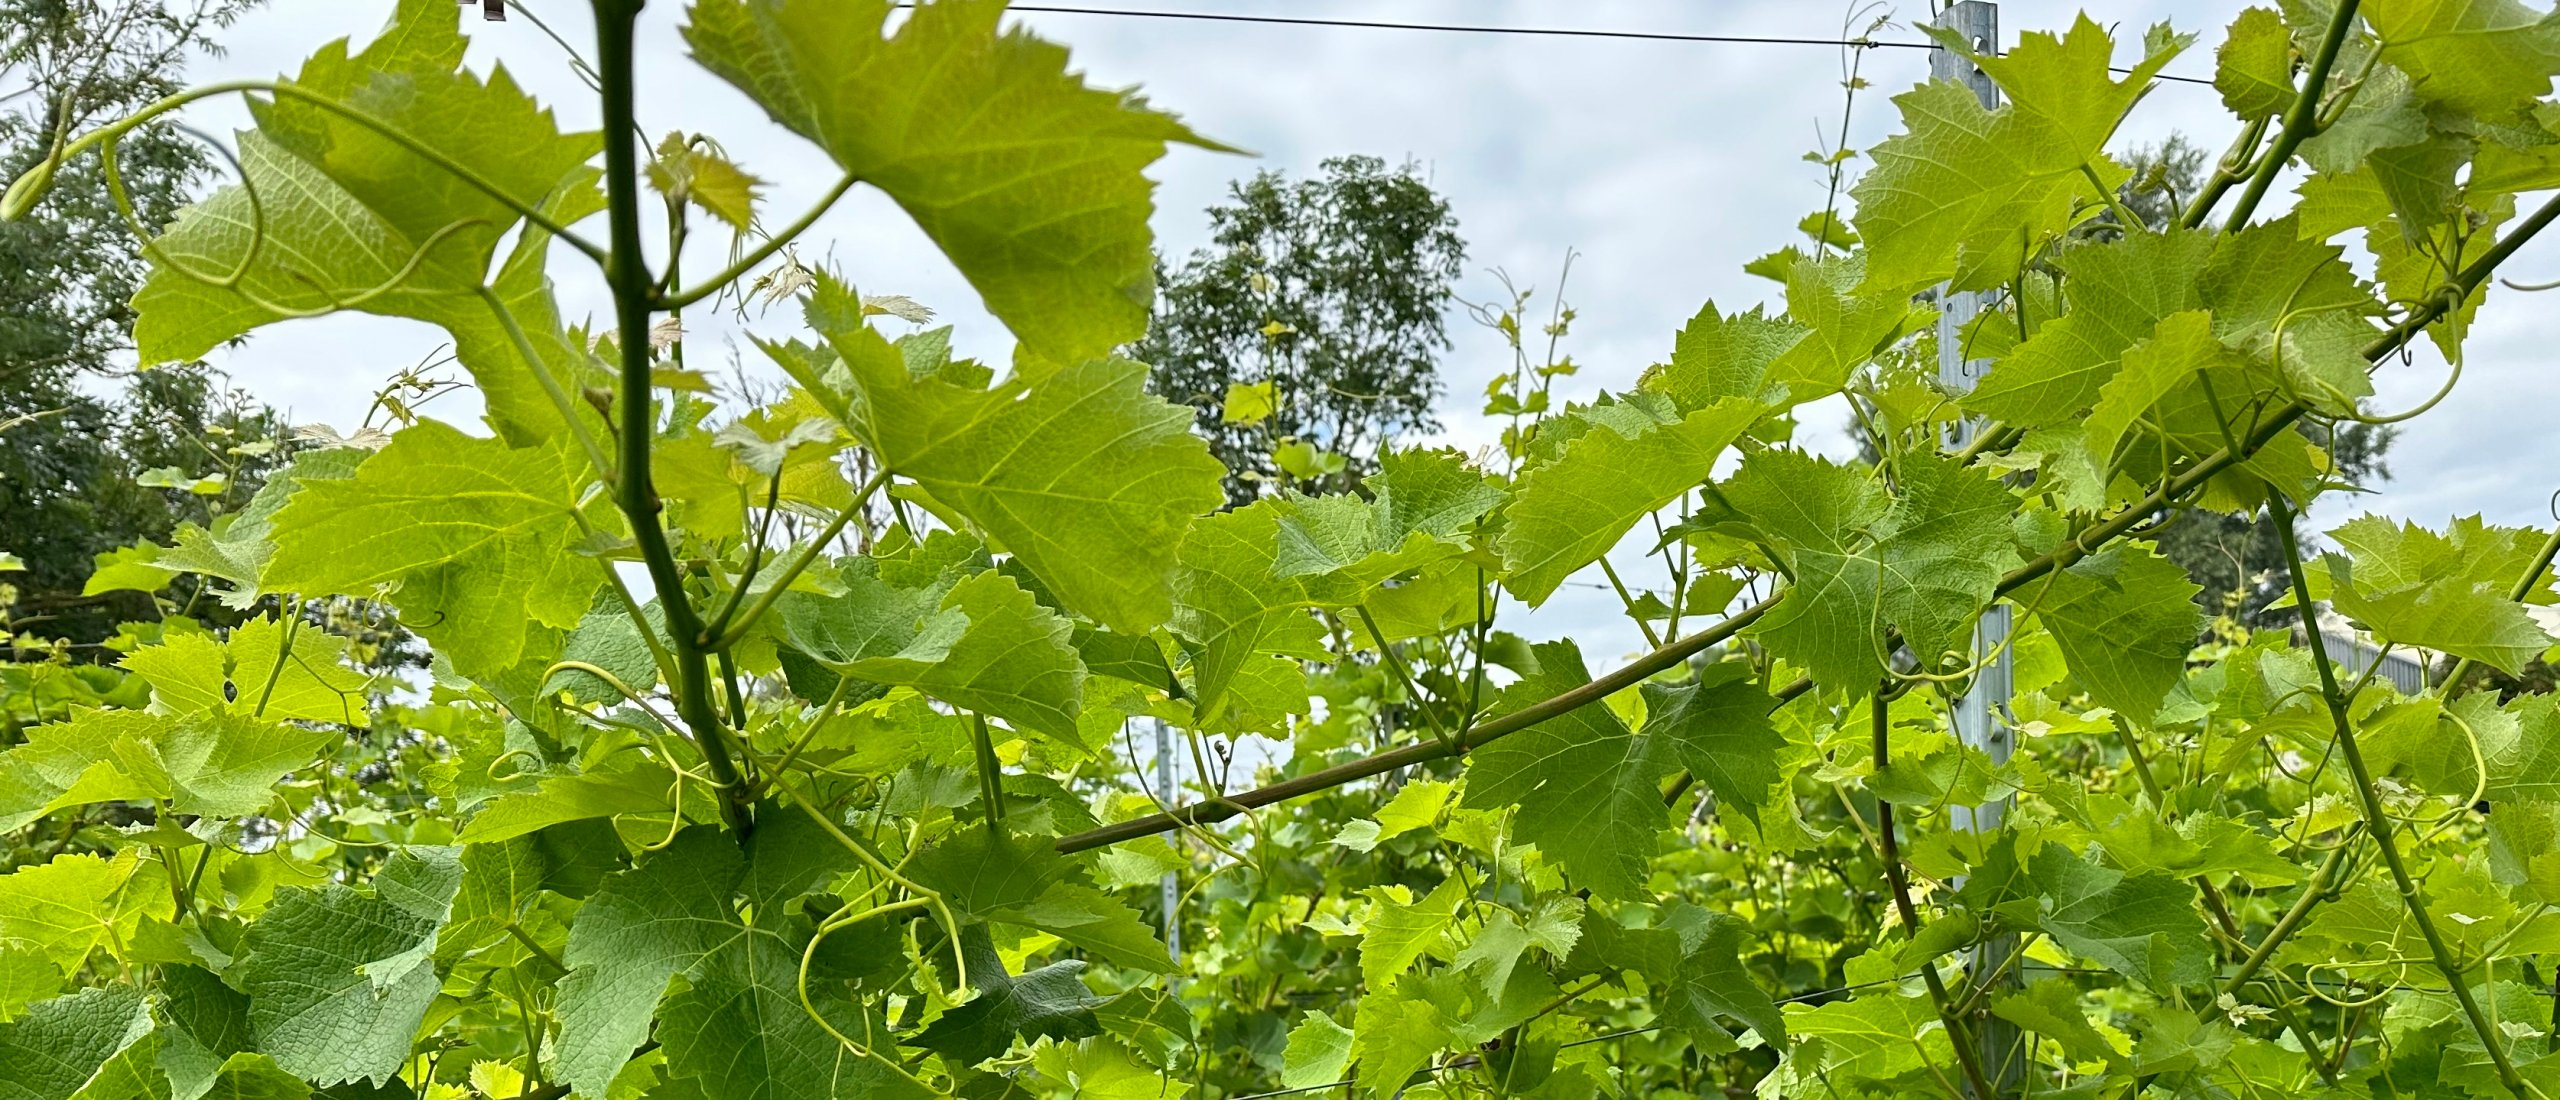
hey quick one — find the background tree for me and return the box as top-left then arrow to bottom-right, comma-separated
1136,154 -> 1464,505
2116,135 -> 2397,626
0,0 -> 277,651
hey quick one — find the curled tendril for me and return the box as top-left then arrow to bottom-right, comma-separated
485,747 -> 540,783
92,109 -> 492,323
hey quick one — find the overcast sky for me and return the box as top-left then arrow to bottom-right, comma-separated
171,0 -> 2560,668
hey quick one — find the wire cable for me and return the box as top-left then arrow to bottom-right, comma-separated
921,4 -> 2216,86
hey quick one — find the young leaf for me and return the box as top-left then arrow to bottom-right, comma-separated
1497,396 -> 1761,605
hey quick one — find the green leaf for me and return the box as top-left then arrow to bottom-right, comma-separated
1167,502 -> 1328,723
456,762 -> 675,843
264,421 -> 601,678
1220,380 -> 1275,425
1357,878 -> 1465,992
1764,253 -> 1921,401
2366,0 -> 2560,119
133,0 -> 603,445
909,924 -> 1105,1066
1347,982 -> 1451,1098
0,707 -> 340,831
1854,15 -> 2181,294
1764,993 -> 1945,1094
2030,842 -> 2213,989
2033,542 -> 2204,722
1497,396 -> 1761,605
2484,693 -> 2560,803
200,1054 -> 315,1100
906,826 -> 1069,921
684,0 -> 1232,365
1964,230 -> 2213,427
990,882 -> 1173,973
1990,981 -> 2125,1070
0,853 -> 150,977
657,933 -> 936,1100
648,133 -> 763,233
122,617 -> 373,726
146,449 -> 366,610
2081,311 -> 2235,473
2217,7 -> 2299,119
1657,907 -> 1785,1046
1465,643 -> 1779,899
1728,451 -> 2017,690
1960,14 -> 2192,164
552,830 -> 759,1096
1640,302 -> 1806,411
796,289 -> 1225,633
238,848 -> 462,1086
1272,448 -> 1502,590
2322,515 -> 2557,674
783,563 -> 1085,739
1280,1011 -> 1355,1089
0,986 -> 154,1100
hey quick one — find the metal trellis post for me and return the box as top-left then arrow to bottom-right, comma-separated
1931,3 -> 2022,1095
1154,717 -> 1182,962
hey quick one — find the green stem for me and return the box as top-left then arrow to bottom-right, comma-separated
1355,605 -> 1450,747
591,0 -> 748,836
970,712 -> 1007,824
2221,0 -> 2361,235
2268,492 -> 2529,1097
657,172 -> 857,310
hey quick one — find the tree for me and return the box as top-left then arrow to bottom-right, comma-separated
1136,155 -> 1463,505
0,0 -> 277,650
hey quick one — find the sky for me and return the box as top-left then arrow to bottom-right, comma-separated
165,0 -> 2560,671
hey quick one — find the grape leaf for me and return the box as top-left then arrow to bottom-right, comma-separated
1964,230 -> 2213,426
264,421 -> 602,678
2032,542 -> 2205,722
1465,643 -> 1778,899
1280,1012 -> 1355,1089
1658,907 -> 1785,1046
990,883 -> 1174,974
684,0 -> 1232,366
782,563 -> 1084,739
552,830 -> 743,1096
122,618 -> 373,727
1271,448 -> 1501,589
0,986 -> 154,1100
132,0 -> 604,445
2217,7 -> 2298,120
1855,15 -> 2181,293
2366,0 -> 2560,119
2030,843 -> 2213,989
238,848 -> 462,1086
0,852 -> 151,976
1167,502 -> 1329,723
792,283 -> 1225,633
0,708 -> 340,831
657,933 -> 937,1100
2321,515 -> 2556,673
1728,450 -> 2018,691
909,924 -> 1105,1066
1497,395 -> 1761,605
1357,879 -> 1465,992
139,449 -> 365,609
1639,302 -> 1806,411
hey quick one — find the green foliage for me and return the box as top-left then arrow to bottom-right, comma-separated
5,2 -> 2560,1099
